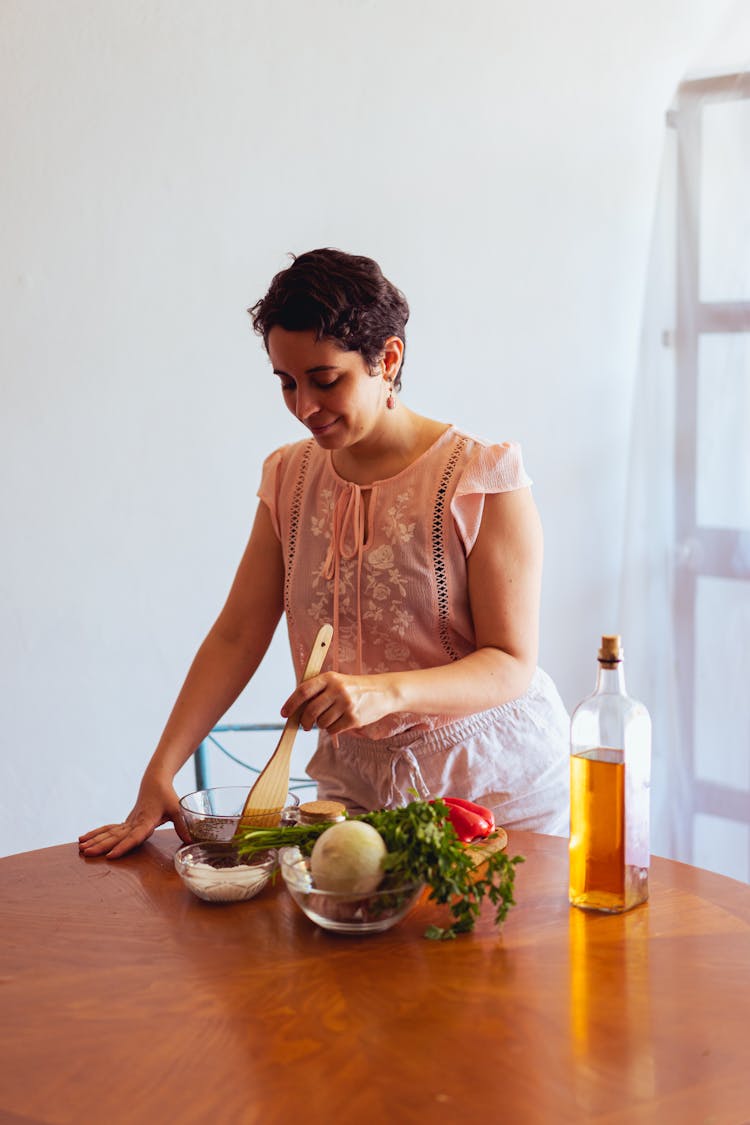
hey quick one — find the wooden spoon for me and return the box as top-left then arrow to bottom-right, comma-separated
234,623 -> 333,832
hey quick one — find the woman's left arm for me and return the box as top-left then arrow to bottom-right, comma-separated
282,487 -> 544,733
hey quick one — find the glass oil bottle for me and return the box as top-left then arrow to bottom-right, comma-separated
569,635 -> 651,912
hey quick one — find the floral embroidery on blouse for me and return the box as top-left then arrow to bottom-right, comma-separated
384,490 -> 416,545
307,486 -> 420,672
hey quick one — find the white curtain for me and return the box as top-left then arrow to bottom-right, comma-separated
620,14 -> 750,880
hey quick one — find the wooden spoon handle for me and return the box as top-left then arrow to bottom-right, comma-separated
238,623 -> 333,821
298,622 -> 334,684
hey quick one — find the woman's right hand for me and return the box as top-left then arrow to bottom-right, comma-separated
78,773 -> 190,859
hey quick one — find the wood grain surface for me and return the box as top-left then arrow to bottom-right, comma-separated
2,830 -> 750,1125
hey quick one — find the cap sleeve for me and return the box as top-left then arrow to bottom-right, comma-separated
451,440 -> 533,554
256,446 -> 286,540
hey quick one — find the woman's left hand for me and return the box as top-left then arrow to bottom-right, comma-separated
281,671 -> 397,735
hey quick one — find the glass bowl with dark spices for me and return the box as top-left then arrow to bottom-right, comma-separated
179,786 -> 300,843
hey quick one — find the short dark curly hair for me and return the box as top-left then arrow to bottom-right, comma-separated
249,248 -> 409,391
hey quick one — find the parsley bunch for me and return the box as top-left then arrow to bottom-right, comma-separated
236,798 -> 523,940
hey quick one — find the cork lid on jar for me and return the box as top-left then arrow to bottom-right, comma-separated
298,800 -> 347,825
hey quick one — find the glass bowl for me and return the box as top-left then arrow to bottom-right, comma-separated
278,848 -> 423,935
179,786 -> 301,842
174,841 -> 276,903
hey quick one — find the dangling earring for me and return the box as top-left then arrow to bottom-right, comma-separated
386,380 -> 396,410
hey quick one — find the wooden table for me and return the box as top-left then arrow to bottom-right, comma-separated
2,831 -> 750,1125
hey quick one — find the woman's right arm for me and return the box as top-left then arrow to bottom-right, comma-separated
78,501 -> 285,858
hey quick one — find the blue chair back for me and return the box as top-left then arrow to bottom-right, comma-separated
193,723 -> 317,793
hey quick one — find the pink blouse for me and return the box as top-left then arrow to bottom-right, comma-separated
258,425 -> 532,740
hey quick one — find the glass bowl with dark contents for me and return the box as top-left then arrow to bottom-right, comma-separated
179,786 -> 301,843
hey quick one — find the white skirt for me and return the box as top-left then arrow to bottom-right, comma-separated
306,667 -> 570,836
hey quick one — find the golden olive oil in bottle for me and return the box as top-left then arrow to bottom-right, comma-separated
569,635 -> 651,912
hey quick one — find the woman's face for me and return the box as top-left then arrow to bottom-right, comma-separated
267,326 -> 391,450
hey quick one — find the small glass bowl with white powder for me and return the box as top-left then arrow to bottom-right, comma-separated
174,842 -> 276,903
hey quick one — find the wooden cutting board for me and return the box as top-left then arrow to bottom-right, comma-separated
416,828 -> 510,909
466,828 -> 508,878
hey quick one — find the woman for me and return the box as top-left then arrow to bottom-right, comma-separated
80,248 -> 569,859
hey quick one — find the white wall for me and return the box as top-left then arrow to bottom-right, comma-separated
0,0 -> 734,856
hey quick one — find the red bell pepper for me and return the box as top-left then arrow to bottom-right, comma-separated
431,796 -> 494,842
443,797 -> 496,833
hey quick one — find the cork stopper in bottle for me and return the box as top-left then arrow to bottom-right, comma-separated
598,634 -> 623,664
298,799 -> 347,825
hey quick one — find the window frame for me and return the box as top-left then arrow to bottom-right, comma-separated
673,72 -> 750,856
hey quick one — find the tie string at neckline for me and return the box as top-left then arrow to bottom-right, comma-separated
322,483 -> 370,676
